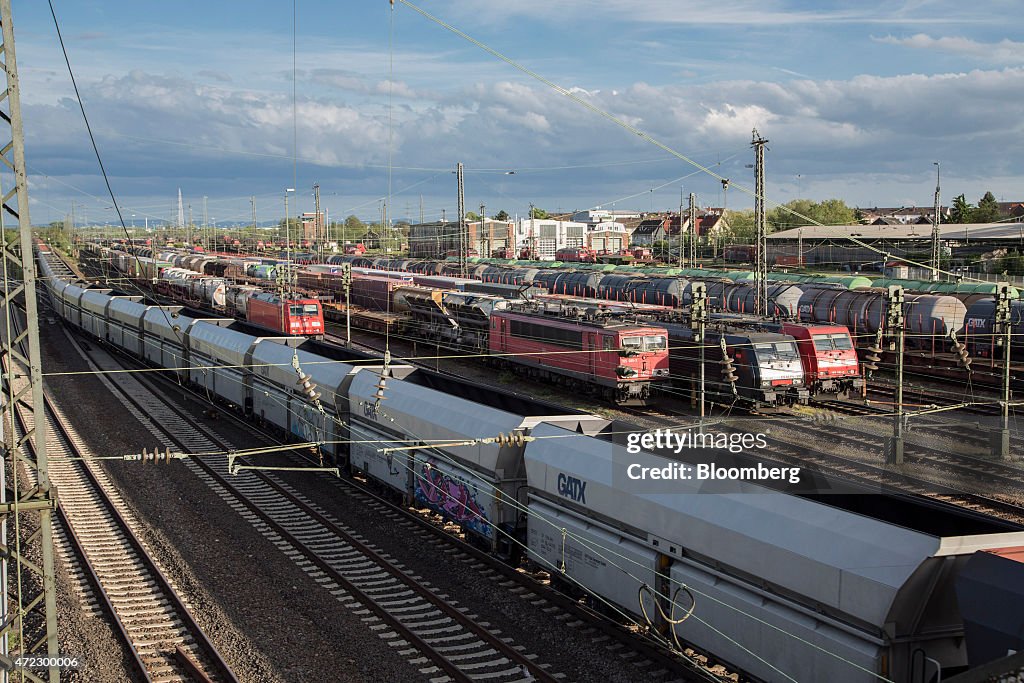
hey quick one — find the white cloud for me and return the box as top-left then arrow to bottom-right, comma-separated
874,34 -> 1024,64
19,60 -> 1024,214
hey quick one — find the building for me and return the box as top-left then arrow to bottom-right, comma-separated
515,219 -> 589,259
408,219 -> 513,258
587,222 -> 630,252
300,211 -> 325,243
629,210 -> 730,245
858,206 -> 950,225
571,209 -> 643,225
765,222 -> 1024,269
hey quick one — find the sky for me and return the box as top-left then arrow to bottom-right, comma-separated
9,0 -> 1024,228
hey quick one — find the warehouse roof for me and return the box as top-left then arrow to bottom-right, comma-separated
768,221 -> 1024,241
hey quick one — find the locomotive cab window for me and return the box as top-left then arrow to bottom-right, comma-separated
812,333 -> 854,351
289,305 -> 304,316
754,342 -> 800,360
620,337 -> 642,355
643,335 -> 667,351
603,336 -> 614,351
303,304 -> 319,315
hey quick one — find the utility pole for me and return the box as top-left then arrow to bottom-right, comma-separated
885,286 -> 906,465
202,195 -> 208,252
439,209 -> 445,258
188,204 -> 193,246
719,179 -> 729,260
798,228 -> 804,267
282,188 -> 294,331
689,192 -> 698,269
341,264 -> 352,347
456,162 -> 466,277
930,162 -> 941,282
678,189 -> 684,269
690,283 -> 708,432
480,203 -> 486,258
0,0 -> 61,677
313,182 -> 321,260
419,194 -> 424,225
752,129 -> 769,316
994,283 -> 1012,459
250,196 -> 257,255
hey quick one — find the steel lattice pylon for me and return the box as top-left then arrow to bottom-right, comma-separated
0,0 -> 61,680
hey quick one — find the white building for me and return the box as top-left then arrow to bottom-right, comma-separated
572,209 -> 643,225
515,219 -> 588,259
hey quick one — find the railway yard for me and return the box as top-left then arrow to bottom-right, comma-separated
0,238 -> 1015,683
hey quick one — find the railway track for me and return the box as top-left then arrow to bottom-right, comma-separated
65,335 -> 576,683
4,356 -> 236,683
64,328 -> 708,682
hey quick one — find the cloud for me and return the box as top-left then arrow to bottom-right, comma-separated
874,34 -> 1024,64
19,60 -> 1024,216
197,70 -> 233,83
443,0 -> 993,26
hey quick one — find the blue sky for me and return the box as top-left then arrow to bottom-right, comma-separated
11,0 -> 1024,227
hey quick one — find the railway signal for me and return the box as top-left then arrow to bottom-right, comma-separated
340,263 -> 352,346
690,283 -> 708,428
994,283 -> 1012,459
885,286 -> 905,465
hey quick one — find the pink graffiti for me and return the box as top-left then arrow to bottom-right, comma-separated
419,461 -> 486,525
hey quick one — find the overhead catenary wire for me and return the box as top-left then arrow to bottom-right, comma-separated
394,0 -> 994,285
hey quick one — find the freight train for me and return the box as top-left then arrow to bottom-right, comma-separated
324,254 -> 1023,361
39,242 -> 1024,683
84,244 -> 324,337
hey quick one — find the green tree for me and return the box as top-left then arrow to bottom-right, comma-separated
999,250 -> 1024,276
769,198 -> 855,230
726,210 -> 756,240
494,210 -> 510,221
343,215 -> 366,242
465,212 -> 481,222
949,194 -> 975,224
975,191 -> 1000,223
529,207 -> 549,219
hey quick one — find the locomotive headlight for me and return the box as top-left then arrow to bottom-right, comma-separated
793,378 -> 803,385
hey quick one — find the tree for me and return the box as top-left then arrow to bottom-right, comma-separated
465,211 -> 481,222
726,210 -> 756,240
949,194 -> 975,224
494,210 -> 510,221
999,250 -> 1024,276
975,191 -> 1000,223
343,215 -> 365,242
769,198 -> 855,231
529,207 -> 549,219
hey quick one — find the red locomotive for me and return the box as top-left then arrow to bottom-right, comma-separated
712,315 -> 862,398
778,322 -> 862,397
489,306 -> 670,405
246,293 -> 324,337
555,246 -> 598,263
